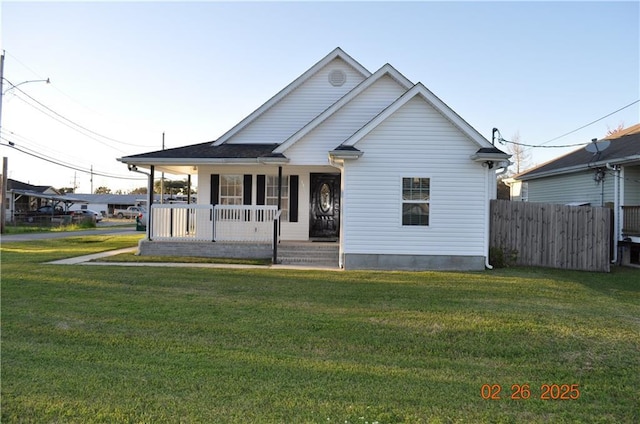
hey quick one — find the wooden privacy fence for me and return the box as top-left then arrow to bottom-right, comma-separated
490,200 -> 611,272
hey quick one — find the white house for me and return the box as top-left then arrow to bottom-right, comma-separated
118,48 -> 509,270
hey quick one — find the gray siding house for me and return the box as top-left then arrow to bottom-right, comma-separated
510,126 -> 640,266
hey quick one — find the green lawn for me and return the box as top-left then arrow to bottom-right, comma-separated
1,236 -> 639,423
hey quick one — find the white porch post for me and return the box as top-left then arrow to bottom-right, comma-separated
148,166 -> 154,240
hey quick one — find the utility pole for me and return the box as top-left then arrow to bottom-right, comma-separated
0,50 -> 5,132
1,52 -> 5,233
1,157 -> 7,234
90,165 -> 93,194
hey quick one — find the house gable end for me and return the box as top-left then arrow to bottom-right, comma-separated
274,63 -> 413,155
283,74 -> 411,165
213,47 -> 371,147
343,83 -> 495,151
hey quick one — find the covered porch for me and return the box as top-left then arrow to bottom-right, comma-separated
138,203 -> 339,267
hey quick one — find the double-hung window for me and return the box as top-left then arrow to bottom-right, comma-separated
402,177 -> 430,226
266,175 -> 289,221
219,175 -> 243,205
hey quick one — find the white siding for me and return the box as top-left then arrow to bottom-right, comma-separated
227,58 -> 366,145
527,171 -> 614,206
623,165 -> 640,205
285,75 -> 407,165
342,97 -> 489,256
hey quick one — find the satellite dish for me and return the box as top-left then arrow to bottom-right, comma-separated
585,139 -> 610,153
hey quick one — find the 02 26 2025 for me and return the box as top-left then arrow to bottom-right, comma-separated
481,384 -> 580,400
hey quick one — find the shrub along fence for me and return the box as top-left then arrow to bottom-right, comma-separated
490,200 -> 611,272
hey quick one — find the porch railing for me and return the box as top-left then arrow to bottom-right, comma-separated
622,205 -> 640,236
214,205 -> 278,243
149,204 -> 280,243
151,204 -> 214,241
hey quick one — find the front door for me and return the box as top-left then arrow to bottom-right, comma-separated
310,173 -> 340,240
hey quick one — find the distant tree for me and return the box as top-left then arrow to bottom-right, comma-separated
58,187 -> 75,194
129,187 -> 148,195
505,131 -> 532,176
94,186 -> 112,194
154,178 -> 191,196
606,122 -> 625,138
496,177 -> 511,200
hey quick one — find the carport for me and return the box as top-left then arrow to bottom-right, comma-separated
7,189 -> 88,223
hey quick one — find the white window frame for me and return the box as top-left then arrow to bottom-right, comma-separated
266,175 -> 289,221
401,176 -> 430,226
219,175 -> 243,205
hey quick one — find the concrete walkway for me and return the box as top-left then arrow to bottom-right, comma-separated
47,247 -> 342,271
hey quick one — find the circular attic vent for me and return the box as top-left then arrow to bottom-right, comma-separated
328,69 -> 346,87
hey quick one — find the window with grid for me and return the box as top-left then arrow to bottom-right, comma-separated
266,175 -> 289,221
219,175 -> 243,205
402,177 -> 430,226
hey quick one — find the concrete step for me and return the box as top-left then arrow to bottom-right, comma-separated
276,242 -> 339,267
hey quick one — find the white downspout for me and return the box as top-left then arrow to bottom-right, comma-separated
329,155 -> 345,269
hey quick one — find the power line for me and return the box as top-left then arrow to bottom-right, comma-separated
0,127 -> 87,165
9,91 -> 129,153
5,79 -> 159,149
496,99 -> 640,150
0,138 -> 146,181
498,138 -> 588,149
538,99 -> 640,146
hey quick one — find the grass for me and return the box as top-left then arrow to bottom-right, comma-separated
2,220 -> 129,234
1,235 -> 639,423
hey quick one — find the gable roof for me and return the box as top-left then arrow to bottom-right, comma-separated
341,83 -> 497,151
516,132 -> 640,181
7,178 -> 58,194
212,47 -> 371,147
119,48 -> 508,169
273,63 -> 413,154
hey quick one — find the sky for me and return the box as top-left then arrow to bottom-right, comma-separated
1,1 -> 638,193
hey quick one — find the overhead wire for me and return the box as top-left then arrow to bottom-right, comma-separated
7,90 -> 129,154
4,78 -> 160,149
0,137 -> 146,181
498,99 -> 640,149
5,82 -> 150,151
537,99 -> 639,146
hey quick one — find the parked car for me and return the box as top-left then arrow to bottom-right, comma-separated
23,205 -> 75,223
74,209 -> 102,222
30,205 -> 66,215
113,206 -> 146,219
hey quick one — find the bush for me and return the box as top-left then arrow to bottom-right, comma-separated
489,246 -> 518,268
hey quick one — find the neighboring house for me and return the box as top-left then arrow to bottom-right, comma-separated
5,179 -> 69,222
118,47 -> 510,270
509,125 -> 640,266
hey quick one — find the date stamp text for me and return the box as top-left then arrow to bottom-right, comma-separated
481,384 -> 580,400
